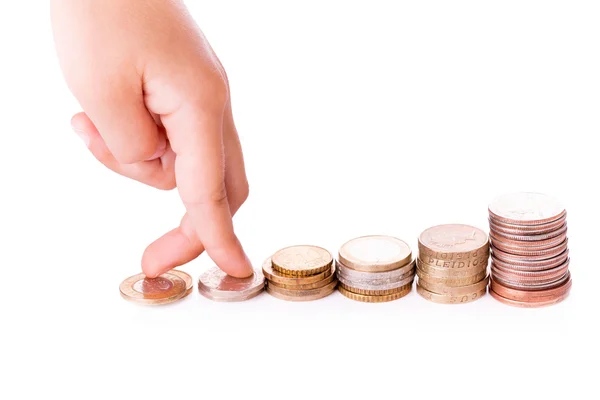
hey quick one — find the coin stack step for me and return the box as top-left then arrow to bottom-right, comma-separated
263,245 -> 337,301
487,192 -> 572,307
335,235 -> 415,303
416,224 -> 489,304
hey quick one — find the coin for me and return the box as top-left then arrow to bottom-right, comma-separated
489,217 -> 566,236
418,274 -> 488,295
337,270 -> 414,291
262,257 -> 332,285
488,192 -> 566,225
491,259 -> 570,281
416,281 -> 486,304
265,280 -> 337,301
119,271 -> 187,305
491,250 -> 569,271
197,267 -> 265,302
335,258 -> 415,283
416,267 -> 487,287
271,245 -> 333,276
338,285 -> 411,303
268,267 -> 336,290
418,224 -> 489,259
170,269 -> 194,298
489,224 -> 568,243
417,259 -> 488,278
338,281 -> 412,296
338,235 -> 412,272
491,240 -> 568,261
489,288 -> 570,308
490,276 -> 572,301
418,253 -> 489,270
491,270 -> 570,291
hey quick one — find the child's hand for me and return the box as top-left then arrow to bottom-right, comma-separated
51,0 -> 253,278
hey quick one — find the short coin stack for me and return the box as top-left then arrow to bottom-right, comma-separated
263,245 -> 337,301
416,224 -> 489,304
197,266 -> 265,301
336,235 -> 415,303
487,192 -> 572,307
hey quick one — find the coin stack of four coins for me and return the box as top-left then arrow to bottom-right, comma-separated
263,245 -> 338,301
416,224 -> 490,304
336,235 -> 415,303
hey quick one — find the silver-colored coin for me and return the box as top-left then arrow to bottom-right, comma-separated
335,258 -> 415,283
197,267 -> 265,301
488,192 -> 565,225
337,271 -> 414,291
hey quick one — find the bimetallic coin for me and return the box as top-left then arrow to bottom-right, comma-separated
416,267 -> 487,287
266,280 -> 337,301
337,271 -> 414,292
416,282 -> 486,304
338,281 -> 412,296
271,245 -> 332,277
119,271 -> 187,305
338,235 -> 412,272
262,257 -> 332,285
418,224 -> 489,257
418,275 -> 488,296
488,192 -> 566,225
170,269 -> 194,298
338,285 -> 411,303
335,259 -> 415,282
197,267 -> 265,302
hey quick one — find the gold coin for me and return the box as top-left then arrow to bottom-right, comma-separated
417,274 -> 489,295
417,253 -> 489,270
416,282 -> 486,304
416,267 -> 487,286
271,245 -> 332,276
417,259 -> 488,278
268,266 -> 336,290
338,281 -> 413,296
338,235 -> 412,272
119,271 -> 187,305
262,257 -> 332,285
418,224 -> 489,259
170,269 -> 194,298
338,285 -> 411,303
266,281 -> 337,301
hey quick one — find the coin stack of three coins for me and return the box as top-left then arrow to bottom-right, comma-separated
416,224 -> 490,304
487,192 -> 572,307
263,245 -> 338,301
335,235 -> 415,303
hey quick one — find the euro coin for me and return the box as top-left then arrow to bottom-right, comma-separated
338,235 -> 412,272
338,285 -> 411,303
262,257 -> 332,285
271,245 -> 332,277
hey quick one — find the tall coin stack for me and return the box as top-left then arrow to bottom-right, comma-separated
336,235 -> 415,303
487,192 -> 572,307
416,224 -> 489,304
263,245 -> 337,301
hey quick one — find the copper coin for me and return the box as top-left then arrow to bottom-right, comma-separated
418,224 -> 489,259
338,235 -> 412,272
488,192 -> 566,225
416,281 -> 486,304
489,276 -> 572,301
491,271 -> 570,290
262,257 -> 332,285
119,272 -> 187,305
416,259 -> 488,278
489,287 -> 570,308
416,267 -> 488,287
488,217 -> 566,235
491,250 -> 569,271
338,285 -> 411,303
491,259 -> 570,281
489,224 -> 567,243
271,245 -> 332,277
197,267 -> 265,302
491,240 -> 568,261
418,274 -> 489,295
490,237 -> 568,256
265,280 -> 337,301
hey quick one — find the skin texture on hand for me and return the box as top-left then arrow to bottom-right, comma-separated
51,0 -> 253,278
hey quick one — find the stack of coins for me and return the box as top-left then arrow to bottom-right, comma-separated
119,269 -> 194,305
336,235 -> 415,303
487,192 -> 572,307
198,267 -> 265,302
263,245 -> 337,301
416,224 -> 489,304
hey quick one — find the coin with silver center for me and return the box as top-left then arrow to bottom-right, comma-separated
336,271 -> 414,292
197,267 -> 265,302
338,235 -> 412,272
336,259 -> 415,282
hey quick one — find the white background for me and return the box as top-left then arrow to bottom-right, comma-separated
1,1 -> 598,399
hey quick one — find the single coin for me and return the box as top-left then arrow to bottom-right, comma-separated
416,267 -> 487,287
338,279 -> 413,296
489,224 -> 567,243
416,282 -> 486,304
491,250 -> 569,271
197,267 -> 265,302
489,276 -> 572,301
417,259 -> 488,278
271,245 -> 332,276
488,192 -> 566,225
337,270 -> 414,291
418,275 -> 489,295
491,271 -> 570,291
119,272 -> 187,305
268,267 -> 336,290
491,240 -> 568,261
338,285 -> 411,303
266,281 -> 337,301
336,258 -> 415,282
491,259 -> 570,281
490,238 -> 568,257
489,288 -> 570,308
338,235 -> 412,272
418,253 -> 489,270
418,224 -> 489,259
489,217 -> 566,235
262,257 -> 332,285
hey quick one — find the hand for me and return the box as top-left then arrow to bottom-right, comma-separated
51,0 -> 253,278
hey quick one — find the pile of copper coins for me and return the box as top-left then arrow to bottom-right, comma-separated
262,245 -> 338,301
335,235 -> 415,303
487,192 -> 572,307
416,224 -> 490,304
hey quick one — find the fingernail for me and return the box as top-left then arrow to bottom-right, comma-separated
72,127 -> 90,147
148,136 -> 167,160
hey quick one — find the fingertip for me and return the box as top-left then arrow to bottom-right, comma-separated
141,249 -> 163,278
